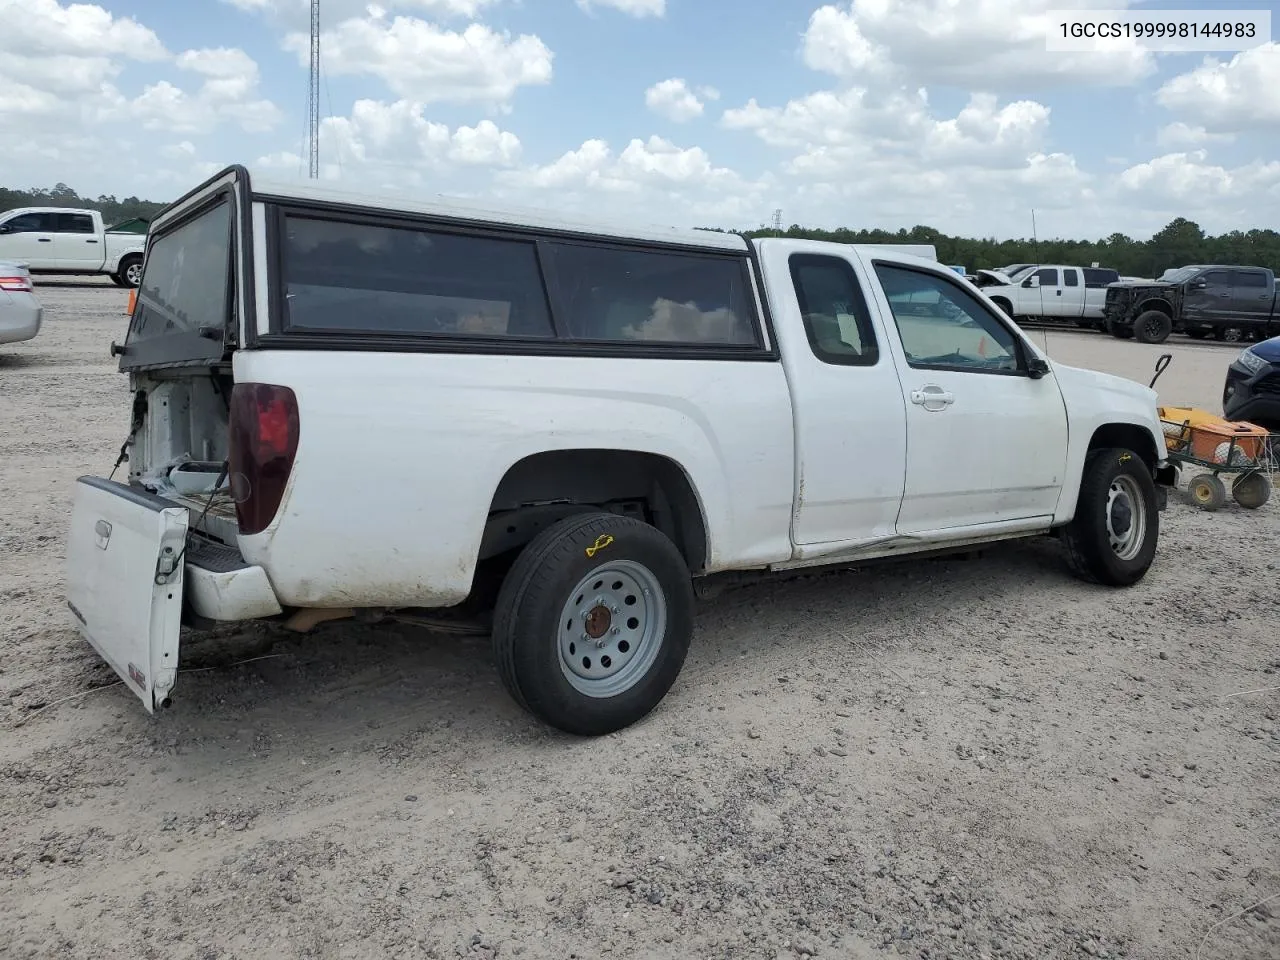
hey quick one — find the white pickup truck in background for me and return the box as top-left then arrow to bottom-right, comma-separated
0,207 -> 147,287
66,167 -> 1175,737
974,264 -> 1121,328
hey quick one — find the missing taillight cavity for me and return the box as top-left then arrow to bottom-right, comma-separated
228,383 -> 300,536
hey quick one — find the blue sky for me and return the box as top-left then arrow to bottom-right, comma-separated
2,0 -> 1277,239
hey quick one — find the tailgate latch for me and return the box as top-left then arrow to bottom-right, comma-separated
155,545 -> 180,585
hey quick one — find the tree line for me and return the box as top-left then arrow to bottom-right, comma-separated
1,183 -> 167,228
5,183 -> 1276,278
718,217 -> 1280,278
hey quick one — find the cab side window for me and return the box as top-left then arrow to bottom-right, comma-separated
789,254 -> 879,366
874,262 -> 1021,374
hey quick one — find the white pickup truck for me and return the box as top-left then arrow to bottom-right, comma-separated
0,207 -> 147,287
974,265 -> 1122,328
66,166 -> 1175,736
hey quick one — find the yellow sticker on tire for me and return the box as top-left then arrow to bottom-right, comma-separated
585,534 -> 614,558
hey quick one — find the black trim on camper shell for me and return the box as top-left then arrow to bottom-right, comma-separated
118,164 -> 257,371
255,198 -> 780,363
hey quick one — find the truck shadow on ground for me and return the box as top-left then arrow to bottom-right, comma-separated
137,533 -> 1078,766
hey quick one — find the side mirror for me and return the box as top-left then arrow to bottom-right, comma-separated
1023,276 -> 1040,288
1191,279 -> 1207,289
1027,357 -> 1050,380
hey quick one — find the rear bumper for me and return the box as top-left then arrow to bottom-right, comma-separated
184,536 -> 283,622
0,299 -> 41,344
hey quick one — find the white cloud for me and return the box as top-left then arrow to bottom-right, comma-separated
645,78 -> 709,122
802,0 -> 1153,91
287,15 -> 552,106
222,0 -> 501,17
1,0 -> 167,60
1156,43 -> 1280,133
1155,122 -> 1234,148
298,99 -> 522,186
577,0 -> 665,17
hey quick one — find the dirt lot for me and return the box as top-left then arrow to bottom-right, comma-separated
2,281 -> 1277,960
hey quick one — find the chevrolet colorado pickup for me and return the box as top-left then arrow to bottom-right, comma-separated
65,166 -> 1174,735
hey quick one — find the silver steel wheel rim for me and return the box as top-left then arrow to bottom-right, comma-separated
1106,475 -> 1146,561
558,559 -> 667,699
126,262 -> 142,285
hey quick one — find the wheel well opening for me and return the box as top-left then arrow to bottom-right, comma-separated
479,449 -> 710,574
1136,300 -> 1173,317
1088,424 -> 1159,470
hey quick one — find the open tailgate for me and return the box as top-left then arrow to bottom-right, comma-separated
66,477 -> 189,712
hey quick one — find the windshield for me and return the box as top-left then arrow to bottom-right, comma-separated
122,197 -> 233,369
1160,267 -> 1199,283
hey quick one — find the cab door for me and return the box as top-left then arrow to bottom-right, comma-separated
0,211 -> 58,267
862,257 -> 1069,535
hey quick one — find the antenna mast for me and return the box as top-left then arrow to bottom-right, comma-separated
308,0 -> 320,178
771,208 -> 783,233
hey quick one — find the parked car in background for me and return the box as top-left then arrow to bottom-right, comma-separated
0,207 -> 147,287
66,166 -> 1174,736
1223,335 -> 1280,429
0,261 -> 42,346
973,265 -> 1121,328
1105,265 -> 1279,344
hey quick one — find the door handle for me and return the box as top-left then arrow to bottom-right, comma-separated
910,386 -> 955,410
37,238 -> 52,243
86,239 -> 99,244
1056,289 -> 1062,296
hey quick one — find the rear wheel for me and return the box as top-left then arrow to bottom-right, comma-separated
1186,472 -> 1227,511
1061,448 -> 1159,586
1134,310 -> 1173,344
1213,326 -> 1244,343
117,256 -> 143,288
491,511 -> 694,736
1232,472 -> 1272,509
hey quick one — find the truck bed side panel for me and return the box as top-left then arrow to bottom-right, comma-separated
232,349 -> 797,607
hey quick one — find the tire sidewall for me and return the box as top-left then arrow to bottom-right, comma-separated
1134,310 -> 1172,344
1076,449 -> 1160,584
498,515 -> 694,736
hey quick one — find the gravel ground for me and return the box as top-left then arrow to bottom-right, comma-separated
2,281 -> 1277,960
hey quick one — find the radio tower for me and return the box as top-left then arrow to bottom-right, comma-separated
307,0 -> 320,178
770,208 -> 783,233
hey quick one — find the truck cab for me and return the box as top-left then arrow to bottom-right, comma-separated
65,166 -> 1173,737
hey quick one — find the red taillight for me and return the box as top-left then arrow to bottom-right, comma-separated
228,383 -> 300,536
0,275 -> 32,292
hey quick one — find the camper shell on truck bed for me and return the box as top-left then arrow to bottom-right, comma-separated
68,165 -> 1173,736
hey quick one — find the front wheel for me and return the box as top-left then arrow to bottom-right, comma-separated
491,512 -> 694,736
1134,310 -> 1173,344
1061,448 -> 1160,586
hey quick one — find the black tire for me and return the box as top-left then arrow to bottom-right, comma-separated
117,256 -> 143,288
108,273 -> 127,288
491,511 -> 694,736
1232,472 -> 1272,509
1061,448 -> 1160,586
1134,310 -> 1173,344
990,298 -> 1013,320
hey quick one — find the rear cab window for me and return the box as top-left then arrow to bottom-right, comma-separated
1083,268 -> 1119,288
788,253 -> 879,366
122,196 -> 235,369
